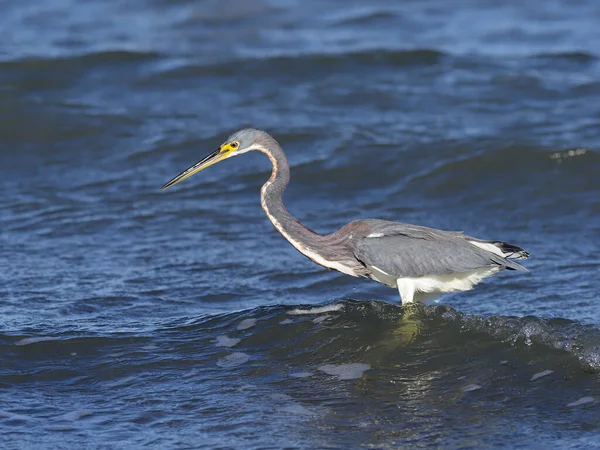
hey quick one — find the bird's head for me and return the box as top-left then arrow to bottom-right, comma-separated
161,128 -> 274,190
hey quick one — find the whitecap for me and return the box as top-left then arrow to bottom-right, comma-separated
217,352 -> 250,368
288,304 -> 344,315
319,363 -> 370,380
279,319 -> 293,325
549,148 -> 587,160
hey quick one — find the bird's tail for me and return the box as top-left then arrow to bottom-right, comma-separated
493,241 -> 530,260
469,238 -> 530,271
491,241 -> 530,272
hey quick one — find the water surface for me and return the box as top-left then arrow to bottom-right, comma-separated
1,0 -> 600,448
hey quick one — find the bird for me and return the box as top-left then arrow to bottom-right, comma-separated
161,128 -> 529,305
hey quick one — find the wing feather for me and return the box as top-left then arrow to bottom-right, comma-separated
352,220 -> 524,278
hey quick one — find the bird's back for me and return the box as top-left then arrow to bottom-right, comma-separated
336,219 -> 528,279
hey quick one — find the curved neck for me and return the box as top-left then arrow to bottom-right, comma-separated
257,142 -> 323,250
255,139 -> 362,277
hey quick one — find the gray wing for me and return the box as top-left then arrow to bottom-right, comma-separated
351,219 -> 524,278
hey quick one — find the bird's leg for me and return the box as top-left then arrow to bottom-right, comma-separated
396,278 -> 415,306
414,292 -> 441,304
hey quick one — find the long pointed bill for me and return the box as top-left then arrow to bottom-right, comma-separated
161,147 -> 226,190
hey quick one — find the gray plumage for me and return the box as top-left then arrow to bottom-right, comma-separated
162,128 -> 530,305
348,220 -> 526,279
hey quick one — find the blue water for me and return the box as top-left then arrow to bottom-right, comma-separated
1,0 -> 600,448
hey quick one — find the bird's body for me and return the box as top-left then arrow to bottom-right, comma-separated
162,128 -> 529,305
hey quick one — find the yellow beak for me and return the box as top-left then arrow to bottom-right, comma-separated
161,147 -> 227,190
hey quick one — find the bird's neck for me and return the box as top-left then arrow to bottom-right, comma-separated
256,142 -> 363,277
257,145 -> 325,252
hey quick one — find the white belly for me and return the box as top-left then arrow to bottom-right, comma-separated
368,265 -> 500,304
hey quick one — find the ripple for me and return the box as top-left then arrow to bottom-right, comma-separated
462,384 -> 483,392
0,50 -> 160,68
567,397 -> 595,407
149,48 -> 446,81
62,410 -> 93,421
217,352 -> 250,368
533,51 -> 597,63
531,370 -> 555,381
289,371 -> 313,379
15,336 -> 59,346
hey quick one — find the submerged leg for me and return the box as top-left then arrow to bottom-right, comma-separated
396,278 -> 415,305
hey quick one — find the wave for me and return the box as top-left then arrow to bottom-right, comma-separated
533,51 -> 597,63
406,144 -> 599,199
146,48 -> 446,81
4,300 -> 599,373
0,50 -> 160,68
3,300 -> 598,447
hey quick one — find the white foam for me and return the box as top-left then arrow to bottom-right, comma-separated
217,352 -> 250,368
237,319 -> 257,330
15,336 -> 59,346
318,363 -> 370,380
290,371 -> 312,378
62,410 -> 93,421
531,369 -> 554,381
500,360 -> 508,365
279,319 -> 293,325
549,148 -> 587,160
567,397 -> 595,407
214,335 -> 241,348
288,304 -> 344,315
462,384 -> 482,392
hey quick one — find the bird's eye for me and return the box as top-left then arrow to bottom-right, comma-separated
230,142 -> 239,149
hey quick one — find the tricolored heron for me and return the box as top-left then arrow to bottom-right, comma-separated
162,129 -> 529,305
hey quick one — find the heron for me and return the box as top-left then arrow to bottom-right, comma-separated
162,129 -> 529,305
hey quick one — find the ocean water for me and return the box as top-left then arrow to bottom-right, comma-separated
1,0 -> 600,448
